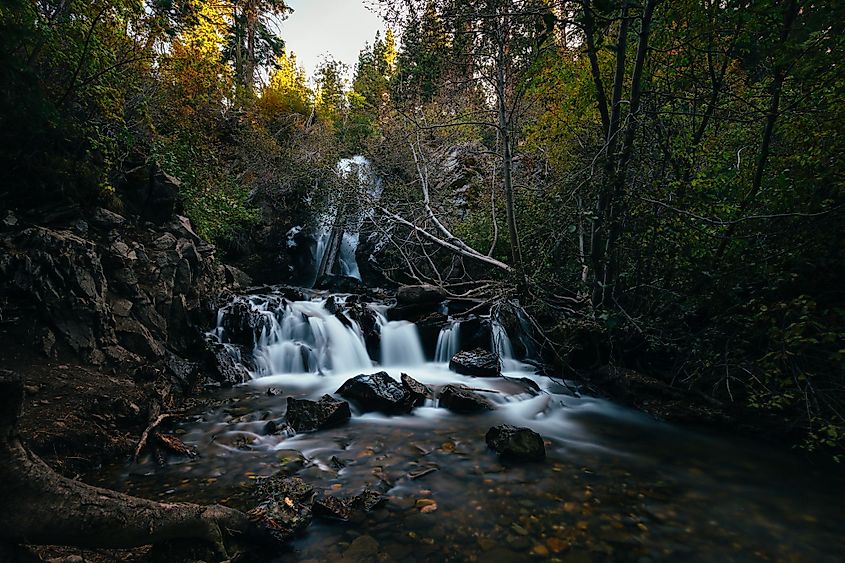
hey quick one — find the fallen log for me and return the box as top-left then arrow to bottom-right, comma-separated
0,369 -> 250,560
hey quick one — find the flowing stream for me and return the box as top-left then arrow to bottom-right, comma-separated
100,290 -> 845,562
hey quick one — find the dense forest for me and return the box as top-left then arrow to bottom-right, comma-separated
1,0 -> 844,561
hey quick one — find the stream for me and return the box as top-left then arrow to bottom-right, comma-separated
98,290 -> 845,562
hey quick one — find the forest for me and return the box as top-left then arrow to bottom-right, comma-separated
1,0 -> 844,561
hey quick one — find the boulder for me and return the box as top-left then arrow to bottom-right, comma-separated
449,348 -> 501,377
396,285 -> 444,306
401,373 -> 431,407
438,384 -> 494,414
485,424 -> 546,461
285,395 -> 351,433
315,274 -> 365,294
336,372 -> 412,414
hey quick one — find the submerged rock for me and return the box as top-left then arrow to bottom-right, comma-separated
438,384 -> 494,413
285,394 -> 351,433
449,348 -> 501,377
485,424 -> 546,461
337,372 -> 413,414
250,475 -> 314,543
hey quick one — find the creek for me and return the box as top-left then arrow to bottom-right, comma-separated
98,290 -> 845,562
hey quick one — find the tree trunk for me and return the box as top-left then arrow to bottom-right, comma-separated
0,370 -> 251,559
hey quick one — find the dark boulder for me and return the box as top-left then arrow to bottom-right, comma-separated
449,348 -> 501,377
315,274 -> 365,294
285,394 -> 351,432
336,372 -> 412,414
438,384 -> 494,414
401,373 -> 431,407
397,285 -> 444,306
218,300 -> 272,349
202,338 -> 250,386
485,424 -> 546,461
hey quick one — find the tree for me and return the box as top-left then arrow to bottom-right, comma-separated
227,0 -> 290,93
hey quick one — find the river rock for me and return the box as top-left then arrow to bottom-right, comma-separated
401,373 -> 431,406
485,424 -> 546,461
438,384 -> 494,413
285,394 -> 351,432
250,475 -> 314,543
336,372 -> 413,414
449,348 -> 501,377
313,494 -> 352,521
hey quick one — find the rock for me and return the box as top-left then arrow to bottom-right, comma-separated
164,352 -> 198,391
313,495 -> 352,521
250,475 -> 314,543
438,384 -> 494,414
343,535 -> 380,562
266,386 -> 282,396
218,300 -> 271,348
348,489 -> 386,511
88,207 -> 125,230
336,372 -> 413,414
324,295 -> 341,314
114,317 -> 164,359
202,338 -> 250,386
449,348 -> 501,377
1,210 -> 19,229
315,274 -> 365,294
401,373 -> 431,406
222,265 -> 252,288
485,424 -> 546,461
285,394 -> 351,432
152,233 -> 177,250
396,285 -> 444,306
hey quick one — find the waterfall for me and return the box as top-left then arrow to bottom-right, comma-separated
213,293 -> 431,377
307,156 -> 382,285
434,321 -> 461,363
491,321 -> 523,372
380,320 -> 426,367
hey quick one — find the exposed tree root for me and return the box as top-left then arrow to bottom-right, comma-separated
0,370 -> 251,560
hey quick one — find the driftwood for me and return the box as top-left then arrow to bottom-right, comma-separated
0,369 -> 250,559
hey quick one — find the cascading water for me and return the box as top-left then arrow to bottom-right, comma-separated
308,156 -> 383,286
380,320 -> 426,367
114,288 -> 845,563
434,321 -> 461,362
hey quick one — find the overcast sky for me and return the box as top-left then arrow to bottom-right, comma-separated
279,0 -> 386,82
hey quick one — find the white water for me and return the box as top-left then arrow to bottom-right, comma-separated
434,321 -> 461,363
380,320 -> 426,367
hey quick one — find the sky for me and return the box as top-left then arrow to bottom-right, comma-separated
279,1 -> 386,81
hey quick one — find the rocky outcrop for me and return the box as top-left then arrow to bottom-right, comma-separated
449,348 -> 501,377
285,395 -> 351,432
336,372 -> 416,414
0,201 -> 251,388
438,384 -> 494,413
485,424 -> 546,461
